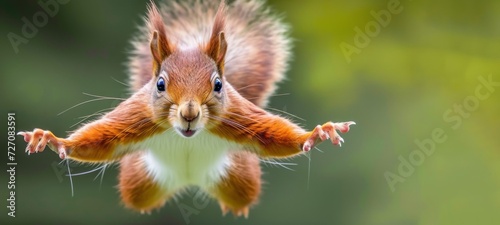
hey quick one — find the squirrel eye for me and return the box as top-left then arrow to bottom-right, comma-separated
156,77 -> 165,92
213,77 -> 222,92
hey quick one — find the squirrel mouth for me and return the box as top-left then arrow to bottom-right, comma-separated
177,125 -> 197,138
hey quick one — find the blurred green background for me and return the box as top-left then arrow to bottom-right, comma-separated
1,0 -> 499,224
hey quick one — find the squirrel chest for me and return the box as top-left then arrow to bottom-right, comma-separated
121,130 -> 238,190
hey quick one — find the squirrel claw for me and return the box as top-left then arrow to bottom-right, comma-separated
303,121 -> 355,151
18,129 -> 67,158
59,150 -> 67,159
219,203 -> 249,218
219,203 -> 230,216
303,141 -> 312,152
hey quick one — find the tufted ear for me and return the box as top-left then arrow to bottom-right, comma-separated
147,2 -> 173,76
206,1 -> 227,75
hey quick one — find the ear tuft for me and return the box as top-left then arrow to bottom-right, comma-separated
206,1 -> 227,75
147,2 -> 173,76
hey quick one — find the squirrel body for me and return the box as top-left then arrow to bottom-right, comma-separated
19,0 -> 355,217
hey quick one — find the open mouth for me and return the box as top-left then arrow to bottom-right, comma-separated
177,127 -> 197,138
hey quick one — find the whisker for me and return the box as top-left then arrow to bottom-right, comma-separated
67,165 -> 105,176
268,93 -> 291,98
245,92 -> 291,101
208,115 -> 254,134
143,121 -> 172,140
82,92 -> 126,101
110,77 -> 129,87
64,163 -> 111,191
260,159 -> 296,171
314,147 -> 324,153
204,95 -> 216,104
266,107 -> 305,121
76,107 -> 114,120
58,94 -> 125,116
108,110 -> 172,145
66,159 -> 74,197
305,151 -> 312,190
139,112 -> 173,137
58,98 -> 110,116
234,83 -> 263,92
95,164 -> 108,191
208,115 -> 267,144
107,116 -> 160,143
161,95 -> 175,105
70,107 -> 115,128
219,110 -> 263,124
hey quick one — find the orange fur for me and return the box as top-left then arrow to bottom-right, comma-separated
64,89 -> 166,162
147,3 -> 173,76
119,151 -> 170,212
209,84 -> 309,158
205,2 -> 227,74
210,151 -> 261,217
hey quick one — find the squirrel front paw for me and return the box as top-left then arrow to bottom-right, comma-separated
18,129 -> 68,159
302,121 -> 356,152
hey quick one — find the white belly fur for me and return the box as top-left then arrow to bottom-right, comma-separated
133,129 -> 238,191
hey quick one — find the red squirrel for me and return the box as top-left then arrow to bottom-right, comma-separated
18,0 -> 355,218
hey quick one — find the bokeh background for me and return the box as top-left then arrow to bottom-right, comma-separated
1,0 -> 499,224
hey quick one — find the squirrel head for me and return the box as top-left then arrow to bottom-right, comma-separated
147,1 -> 228,138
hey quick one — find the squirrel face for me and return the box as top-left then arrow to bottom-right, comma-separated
146,3 -> 227,138
151,49 -> 226,138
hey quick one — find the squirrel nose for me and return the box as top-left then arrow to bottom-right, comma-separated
181,112 -> 199,122
180,100 -> 200,123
